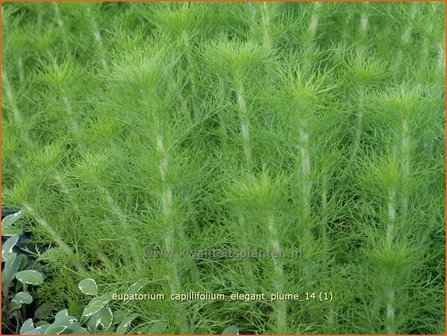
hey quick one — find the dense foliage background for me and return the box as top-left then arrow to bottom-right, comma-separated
2,2 -> 445,334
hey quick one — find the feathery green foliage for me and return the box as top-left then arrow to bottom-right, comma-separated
2,2 -> 445,334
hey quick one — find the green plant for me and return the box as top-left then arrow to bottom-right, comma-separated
2,212 -> 45,333
2,212 -> 138,334
2,2 -> 445,334
19,278 -> 138,335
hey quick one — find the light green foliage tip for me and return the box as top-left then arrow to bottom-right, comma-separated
2,2 -> 445,334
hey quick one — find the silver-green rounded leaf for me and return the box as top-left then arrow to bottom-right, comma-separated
10,301 -> 23,311
98,307 -> 113,329
78,278 -> 98,296
126,281 -> 145,295
13,291 -> 33,304
2,210 -> 24,227
82,292 -> 113,318
15,270 -> 43,285
2,234 -> 20,261
20,318 -> 35,334
116,313 -> 138,334
87,311 -> 101,332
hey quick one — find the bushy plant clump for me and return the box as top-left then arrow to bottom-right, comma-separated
2,2 -> 445,334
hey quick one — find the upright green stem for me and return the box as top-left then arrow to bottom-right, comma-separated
62,95 -> 80,133
349,90 -> 365,166
87,7 -> 107,70
181,31 -> 199,121
307,2 -> 321,41
340,11 -> 354,43
386,187 -> 396,244
261,2 -> 272,50
299,121 -> 311,221
266,213 -> 287,332
400,118 -> 410,215
52,3 -> 70,56
391,3 -> 417,78
293,111 -> 314,286
218,79 -> 229,150
239,216 -> 255,291
357,3 -> 369,56
3,70 -> 34,155
384,152 -> 401,334
321,176 -> 328,241
17,57 -> 25,85
156,134 -> 175,269
3,71 -> 23,124
437,43 -> 445,71
385,289 -> 396,334
155,133 -> 188,333
301,2 -> 321,72
156,135 -> 175,253
234,72 -> 252,170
